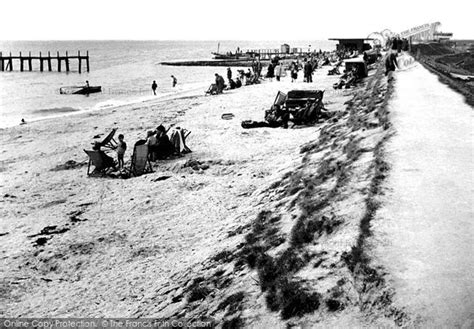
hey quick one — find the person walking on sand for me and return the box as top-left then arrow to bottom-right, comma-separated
275,63 -> 283,81
385,51 -> 398,76
266,63 -> 275,81
171,75 -> 177,87
116,134 -> 127,169
303,59 -> 313,83
151,80 -> 158,95
290,61 -> 298,82
227,67 -> 232,81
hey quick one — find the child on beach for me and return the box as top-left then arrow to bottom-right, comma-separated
116,134 -> 127,169
171,75 -> 177,87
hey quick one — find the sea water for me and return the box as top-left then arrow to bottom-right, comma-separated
0,40 -> 336,128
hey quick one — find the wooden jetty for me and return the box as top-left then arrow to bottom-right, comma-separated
0,51 -> 89,73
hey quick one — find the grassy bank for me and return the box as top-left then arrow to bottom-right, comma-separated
139,59 -> 409,327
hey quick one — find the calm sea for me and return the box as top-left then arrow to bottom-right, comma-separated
0,40 -> 335,128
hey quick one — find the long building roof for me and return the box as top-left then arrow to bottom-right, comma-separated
329,38 -> 375,41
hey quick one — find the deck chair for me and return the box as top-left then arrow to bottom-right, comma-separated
273,91 -> 288,107
84,149 -> 116,176
129,144 -> 153,177
285,90 -> 324,109
95,128 -> 118,150
206,84 -> 219,95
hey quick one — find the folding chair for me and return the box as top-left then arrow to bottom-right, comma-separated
273,91 -> 288,107
96,128 -> 118,150
129,144 -> 153,177
84,149 -> 116,176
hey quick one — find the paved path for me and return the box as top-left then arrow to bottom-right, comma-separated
373,58 -> 474,327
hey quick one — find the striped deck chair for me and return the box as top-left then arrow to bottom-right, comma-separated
273,91 -> 288,107
95,128 -> 118,150
129,143 -> 153,177
84,149 -> 116,176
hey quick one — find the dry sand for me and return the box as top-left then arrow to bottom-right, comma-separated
1,62 -> 405,326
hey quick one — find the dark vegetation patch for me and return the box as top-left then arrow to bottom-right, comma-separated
221,316 -> 244,329
211,250 -> 234,263
217,291 -> 246,315
227,223 -> 251,237
186,277 -> 211,303
266,279 -> 321,320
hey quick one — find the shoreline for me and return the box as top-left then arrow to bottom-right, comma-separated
0,84 -> 210,130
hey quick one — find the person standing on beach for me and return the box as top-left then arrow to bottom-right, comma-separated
256,58 -> 262,78
266,63 -> 275,81
385,51 -> 398,76
227,67 -> 232,81
275,63 -> 283,81
290,61 -> 298,82
171,75 -> 177,87
152,80 -> 158,95
304,59 -> 313,83
116,134 -> 127,169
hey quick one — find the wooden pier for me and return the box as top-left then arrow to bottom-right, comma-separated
0,51 -> 89,73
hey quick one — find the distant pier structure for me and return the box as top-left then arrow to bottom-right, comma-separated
0,51 -> 90,73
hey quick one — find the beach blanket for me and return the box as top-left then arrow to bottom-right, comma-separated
170,127 -> 191,154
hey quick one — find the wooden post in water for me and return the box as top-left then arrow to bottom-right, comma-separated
48,51 -> 52,71
28,51 -> 32,71
20,52 -> 24,71
65,51 -> 70,72
8,52 -> 13,71
57,51 -> 61,72
86,51 -> 90,72
40,52 -> 43,72
78,50 -> 82,73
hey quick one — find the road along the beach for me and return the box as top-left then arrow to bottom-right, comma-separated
372,58 -> 474,327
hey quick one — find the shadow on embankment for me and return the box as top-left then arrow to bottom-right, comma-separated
139,60 -> 411,327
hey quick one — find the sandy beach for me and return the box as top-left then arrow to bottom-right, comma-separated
2,52 -> 472,327
1,57 -> 396,325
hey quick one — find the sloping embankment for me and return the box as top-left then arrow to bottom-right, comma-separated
137,61 -> 408,327
411,43 -> 474,107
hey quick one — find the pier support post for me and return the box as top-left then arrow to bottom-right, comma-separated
48,51 -> 52,71
0,52 -> 3,72
57,51 -> 61,72
86,51 -> 90,72
8,52 -> 13,71
78,50 -> 81,73
40,52 -> 43,72
65,51 -> 69,72
20,52 -> 24,71
28,52 -> 32,71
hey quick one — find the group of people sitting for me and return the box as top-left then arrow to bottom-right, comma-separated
242,95 -> 329,129
143,125 -> 191,161
332,66 -> 361,89
90,124 -> 191,174
207,68 -> 254,95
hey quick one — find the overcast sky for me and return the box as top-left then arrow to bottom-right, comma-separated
1,0 -> 472,40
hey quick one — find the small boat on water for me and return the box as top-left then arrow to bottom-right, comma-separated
60,85 -> 102,95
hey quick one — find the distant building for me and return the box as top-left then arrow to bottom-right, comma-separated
280,44 -> 290,54
329,38 -> 374,53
